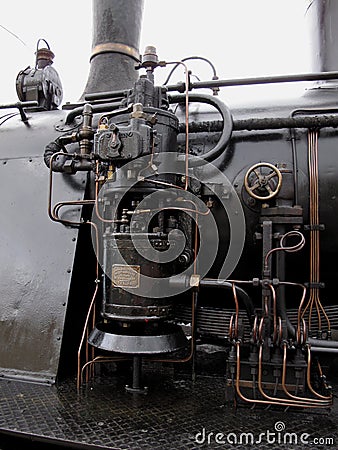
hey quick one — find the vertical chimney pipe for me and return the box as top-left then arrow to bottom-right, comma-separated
82,0 -> 144,97
307,0 -> 338,73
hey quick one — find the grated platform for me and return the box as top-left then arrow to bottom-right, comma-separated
0,371 -> 337,449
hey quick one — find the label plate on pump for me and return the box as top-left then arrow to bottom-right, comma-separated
112,265 -> 140,288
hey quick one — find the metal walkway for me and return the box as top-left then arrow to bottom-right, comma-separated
0,367 -> 337,449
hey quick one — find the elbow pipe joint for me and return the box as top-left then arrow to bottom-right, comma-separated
169,93 -> 233,165
44,139 -> 94,173
44,140 -> 67,172
168,276 -> 255,325
200,279 -> 255,325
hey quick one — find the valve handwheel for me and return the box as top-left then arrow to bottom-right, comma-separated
244,162 -> 282,200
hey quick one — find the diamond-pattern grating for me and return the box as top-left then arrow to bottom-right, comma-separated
0,372 -> 337,449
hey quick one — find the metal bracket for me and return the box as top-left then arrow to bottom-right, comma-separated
304,282 -> 325,289
90,42 -> 140,62
304,224 -> 325,231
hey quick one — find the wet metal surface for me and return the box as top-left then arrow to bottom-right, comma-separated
0,110 -> 86,383
0,371 -> 337,449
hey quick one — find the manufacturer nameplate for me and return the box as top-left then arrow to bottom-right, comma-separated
112,265 -> 140,288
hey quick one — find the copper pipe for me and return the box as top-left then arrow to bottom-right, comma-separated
257,344 -> 328,408
264,231 -> 305,270
76,221 -> 100,391
91,309 -> 96,379
94,161 -> 121,224
234,342 -> 322,408
312,130 -> 322,330
137,138 -> 156,178
140,178 -> 184,190
306,345 -> 332,401
164,61 -> 190,190
226,279 -> 254,285
178,198 -> 201,275
258,316 -> 264,342
279,281 -> 306,345
48,151 -> 65,219
231,283 -> 239,339
317,359 -> 331,392
268,284 -> 277,345
306,133 -> 315,328
229,314 -> 235,340
85,327 -> 89,383
252,315 -> 258,343
94,162 -> 187,223
48,152 -> 91,227
184,63 -> 189,191
263,296 -> 269,317
135,206 -> 210,216
149,275 -> 245,366
86,221 -> 100,384
48,152 -> 96,227
316,295 -> 331,332
304,130 -> 330,333
49,155 -> 101,391
77,284 -> 98,392
302,318 -> 307,345
80,356 -> 130,387
278,316 -> 283,345
88,220 -> 100,276
52,200 -> 95,224
281,343 -> 330,405
192,215 -> 199,277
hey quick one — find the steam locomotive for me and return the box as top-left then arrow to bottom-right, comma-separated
1,0 -> 338,448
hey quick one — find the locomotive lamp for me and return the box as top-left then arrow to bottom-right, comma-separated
16,39 -> 63,110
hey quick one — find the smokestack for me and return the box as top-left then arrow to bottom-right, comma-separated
307,0 -> 338,73
82,0 -> 144,97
